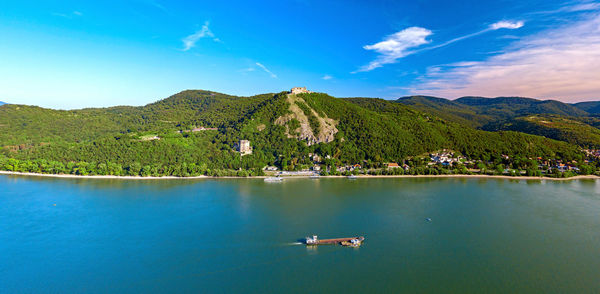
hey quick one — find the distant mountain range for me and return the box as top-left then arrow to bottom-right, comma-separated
396,96 -> 600,148
0,101 -> 5,105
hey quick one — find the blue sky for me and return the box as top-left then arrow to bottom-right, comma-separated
0,0 -> 599,109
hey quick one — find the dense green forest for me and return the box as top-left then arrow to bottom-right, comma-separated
488,115 -> 600,149
397,95 -> 600,148
395,95 -> 495,128
0,90 -> 592,177
571,101 -> 600,114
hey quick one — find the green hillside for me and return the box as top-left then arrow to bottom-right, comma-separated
343,97 -> 577,160
397,96 -> 589,126
396,95 -> 600,147
396,96 -> 494,127
0,90 -> 585,177
455,96 -> 588,118
491,115 -> 600,149
0,90 -> 274,145
573,101 -> 600,114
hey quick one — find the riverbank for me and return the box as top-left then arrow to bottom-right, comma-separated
1,170 -> 598,181
352,174 -> 599,181
0,171 -> 208,180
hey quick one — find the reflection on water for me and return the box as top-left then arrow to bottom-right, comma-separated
1,175 -> 599,293
2,174 -> 203,190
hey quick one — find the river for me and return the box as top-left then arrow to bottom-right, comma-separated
1,176 -> 599,293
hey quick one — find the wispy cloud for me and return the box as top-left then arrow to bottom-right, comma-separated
356,20 -> 524,72
52,11 -> 83,18
532,1 -> 600,15
322,75 -> 333,80
239,67 -> 256,74
409,13 -> 600,102
566,2 -> 600,12
255,62 -> 277,78
181,21 -> 220,51
417,20 -> 524,52
149,1 -> 167,12
135,0 -> 169,13
238,62 -> 277,78
355,27 -> 432,72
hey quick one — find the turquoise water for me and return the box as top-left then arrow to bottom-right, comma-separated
1,176 -> 599,293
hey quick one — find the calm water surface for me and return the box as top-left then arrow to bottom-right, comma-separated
1,176 -> 599,293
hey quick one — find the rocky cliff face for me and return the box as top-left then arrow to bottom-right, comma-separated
274,94 -> 338,145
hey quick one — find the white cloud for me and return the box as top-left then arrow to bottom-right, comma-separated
181,22 -> 220,51
409,13 -> 600,102
255,62 -> 277,78
322,75 -> 333,80
355,27 -> 432,72
356,20 -> 524,72
490,20 -> 524,30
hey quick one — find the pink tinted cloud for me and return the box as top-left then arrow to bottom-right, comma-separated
411,13 -> 600,102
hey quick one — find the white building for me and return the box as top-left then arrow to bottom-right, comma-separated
239,140 -> 252,155
430,151 -> 463,166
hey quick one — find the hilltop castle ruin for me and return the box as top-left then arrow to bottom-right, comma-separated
290,87 -> 312,94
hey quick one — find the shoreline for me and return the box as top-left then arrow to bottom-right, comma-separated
1,170 -> 598,181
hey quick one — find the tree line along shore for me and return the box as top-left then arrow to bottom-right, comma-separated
1,170 -> 598,182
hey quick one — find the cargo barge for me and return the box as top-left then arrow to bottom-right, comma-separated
305,235 -> 364,247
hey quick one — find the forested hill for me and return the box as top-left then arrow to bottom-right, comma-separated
0,90 -> 584,177
487,115 -> 600,149
397,95 -> 589,126
573,101 -> 600,114
394,95 -> 493,128
455,96 -> 588,117
396,95 -> 600,147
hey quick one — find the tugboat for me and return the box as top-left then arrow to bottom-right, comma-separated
304,235 -> 365,247
305,235 -> 319,245
264,176 -> 283,182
